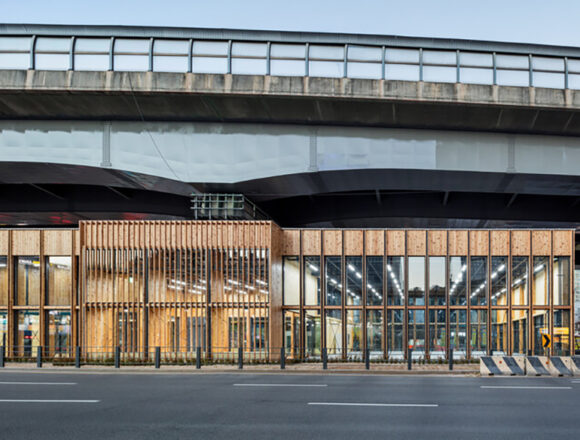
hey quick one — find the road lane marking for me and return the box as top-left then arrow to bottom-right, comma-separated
0,382 -> 76,386
308,402 -> 438,407
0,400 -> 99,403
234,384 -> 327,387
480,386 -> 572,390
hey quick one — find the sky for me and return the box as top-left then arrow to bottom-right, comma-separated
0,0 -> 579,47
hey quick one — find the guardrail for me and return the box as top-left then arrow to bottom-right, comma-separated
1,26 -> 580,90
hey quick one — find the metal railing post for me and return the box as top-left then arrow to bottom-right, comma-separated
155,346 -> 160,369
115,346 -> 120,369
449,348 -> 454,371
238,347 -> 243,370
280,347 -> 285,370
419,48 -> 423,81
322,348 -> 327,370
196,347 -> 201,369
37,346 -> 42,368
365,348 -> 370,370
0,346 -> 4,368
407,348 -> 412,371
529,54 -> 533,87
75,346 -> 81,368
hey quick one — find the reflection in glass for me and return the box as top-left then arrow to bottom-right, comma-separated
450,309 -> 467,358
470,256 -> 487,306
283,256 -> 300,305
449,257 -> 467,306
511,309 -> 528,355
408,309 -> 425,357
408,257 -> 425,306
325,257 -> 342,306
15,311 -> 40,357
532,310 -> 549,355
491,257 -> 507,306
284,310 -> 300,359
387,309 -> 404,359
46,310 -> 71,355
386,257 -> 404,306
305,310 -> 321,358
46,256 -> 71,306
15,256 -> 41,306
429,309 -> 446,359
346,310 -> 362,358
470,310 -> 487,357
0,311 -> 6,347
553,310 -> 570,355
0,256 -> 7,305
532,256 -> 549,306
366,256 -> 383,306
303,256 -> 320,306
346,256 -> 362,306
511,257 -> 528,306
366,310 -> 383,356
325,309 -> 342,358
491,310 -> 508,355
428,257 -> 446,306
553,256 -> 570,306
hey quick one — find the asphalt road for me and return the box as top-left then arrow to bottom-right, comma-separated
0,371 -> 579,440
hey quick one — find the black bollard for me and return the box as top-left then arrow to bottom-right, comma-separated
449,348 -> 454,371
75,346 -> 81,368
0,346 -> 4,368
238,347 -> 243,370
365,348 -> 370,370
322,348 -> 328,370
37,346 -> 42,368
155,347 -> 161,369
196,347 -> 201,369
280,347 -> 285,370
407,348 -> 412,371
114,346 -> 121,369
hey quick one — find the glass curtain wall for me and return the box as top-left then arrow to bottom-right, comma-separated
428,257 -> 446,306
346,257 -> 362,306
429,309 -> 446,359
366,310 -> 383,358
366,256 -> 383,306
325,257 -> 341,306
304,257 -> 320,306
387,257 -> 404,306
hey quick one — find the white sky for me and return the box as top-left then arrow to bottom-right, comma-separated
1,0 -> 579,47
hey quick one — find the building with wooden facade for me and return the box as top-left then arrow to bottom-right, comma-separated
0,221 -> 574,360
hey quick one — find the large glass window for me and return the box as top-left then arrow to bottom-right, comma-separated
0,256 -> 7,306
386,257 -> 404,306
387,309 -> 404,359
366,256 -> 383,306
283,256 -> 300,305
46,310 -> 71,354
408,310 -> 425,357
346,310 -> 362,358
14,310 -> 40,357
303,256 -> 320,306
325,309 -> 342,358
450,309 -> 467,358
491,310 -> 508,355
449,257 -> 467,306
470,257 -> 487,306
532,256 -> 549,306
346,256 -> 362,306
470,310 -> 487,357
428,257 -> 446,306
429,309 -> 446,359
553,310 -> 570,355
408,257 -> 425,306
284,310 -> 300,359
511,256 -> 529,306
491,257 -> 507,306
0,311 -> 7,347
46,256 -> 71,306
366,310 -> 383,356
511,309 -> 528,355
15,256 -> 41,306
325,256 -> 342,306
532,310 -> 549,355
553,256 -> 570,306
305,310 -> 321,358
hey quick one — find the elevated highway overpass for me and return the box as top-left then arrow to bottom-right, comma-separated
0,24 -> 579,228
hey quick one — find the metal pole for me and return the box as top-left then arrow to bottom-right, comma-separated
37,346 -> 42,368
196,347 -> 201,369
322,347 -> 327,370
280,347 -> 285,370
0,346 -> 4,368
75,346 -> 81,368
407,348 -> 412,370
155,346 -> 160,369
449,348 -> 453,371
115,346 -> 120,369
365,348 -> 370,370
238,347 -> 243,370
